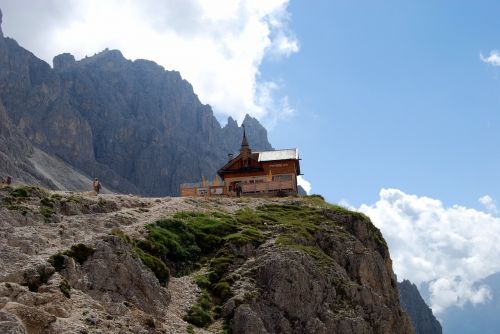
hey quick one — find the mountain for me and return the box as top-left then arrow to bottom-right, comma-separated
0,8 -> 272,196
438,272 -> 500,334
398,280 -> 442,334
0,187 -> 414,333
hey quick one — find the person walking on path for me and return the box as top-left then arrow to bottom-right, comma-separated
93,178 -> 101,195
236,182 -> 242,197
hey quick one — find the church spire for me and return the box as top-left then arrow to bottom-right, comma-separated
241,125 -> 249,149
240,125 -> 251,162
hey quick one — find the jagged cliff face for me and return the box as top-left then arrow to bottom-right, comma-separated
227,209 -> 414,334
0,10 -> 272,195
0,187 -> 414,334
398,280 -> 442,334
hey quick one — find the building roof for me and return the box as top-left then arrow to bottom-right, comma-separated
257,149 -> 299,162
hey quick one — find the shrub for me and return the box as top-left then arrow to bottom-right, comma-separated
207,256 -> 234,283
65,243 -> 95,264
10,187 -> 29,198
308,194 -> 325,201
145,317 -> 156,328
224,227 -> 264,246
134,247 -> 170,285
194,274 -> 211,289
111,228 -> 132,243
48,253 -> 66,271
184,305 -> 212,328
40,206 -> 55,220
59,280 -> 71,298
148,219 -> 200,261
40,197 -> 55,208
184,290 -> 213,327
212,281 -> 232,300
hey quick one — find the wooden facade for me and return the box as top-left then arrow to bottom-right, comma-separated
180,128 -> 301,197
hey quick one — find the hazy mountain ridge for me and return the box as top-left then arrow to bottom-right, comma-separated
398,280 -> 442,334
437,272 -> 500,334
0,8 -> 271,195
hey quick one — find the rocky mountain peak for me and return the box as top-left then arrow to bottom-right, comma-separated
241,113 -> 273,151
53,53 -> 76,71
0,19 -> 274,195
226,116 -> 239,128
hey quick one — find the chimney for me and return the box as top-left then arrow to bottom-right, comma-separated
228,153 -> 234,161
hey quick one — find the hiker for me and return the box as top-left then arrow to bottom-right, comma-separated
236,182 -> 242,197
93,178 -> 101,195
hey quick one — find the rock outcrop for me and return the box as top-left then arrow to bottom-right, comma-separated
62,237 -> 170,315
398,280 -> 442,334
226,210 -> 414,334
0,187 -> 414,333
0,11 -> 272,196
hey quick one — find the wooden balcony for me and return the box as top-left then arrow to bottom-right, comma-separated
180,180 -> 296,197
241,180 -> 295,194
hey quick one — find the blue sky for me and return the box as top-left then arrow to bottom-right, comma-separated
266,0 -> 500,208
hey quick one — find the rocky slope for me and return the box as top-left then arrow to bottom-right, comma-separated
0,8 -> 272,196
0,186 -> 414,333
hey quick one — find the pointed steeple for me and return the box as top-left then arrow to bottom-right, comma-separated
241,125 -> 249,149
240,125 -> 251,163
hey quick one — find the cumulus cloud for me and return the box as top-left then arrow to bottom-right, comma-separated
358,189 -> 500,314
297,175 -> 311,194
480,50 -> 500,66
0,0 -> 298,124
479,195 -> 498,214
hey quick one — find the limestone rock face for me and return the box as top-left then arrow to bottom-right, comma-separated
52,53 -> 75,71
398,280 -> 442,334
0,309 -> 27,334
0,11 -> 272,195
226,211 -> 415,334
61,236 -> 170,317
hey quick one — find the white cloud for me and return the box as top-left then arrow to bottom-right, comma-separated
358,189 -> 500,314
0,0 -> 298,125
297,175 -> 311,194
479,195 -> 498,214
480,50 -> 500,66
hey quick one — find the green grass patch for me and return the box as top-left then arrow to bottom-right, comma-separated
133,246 -> 170,285
40,206 -> 55,220
194,274 -> 211,289
112,229 -> 170,285
223,227 -> 265,246
184,290 -> 213,328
